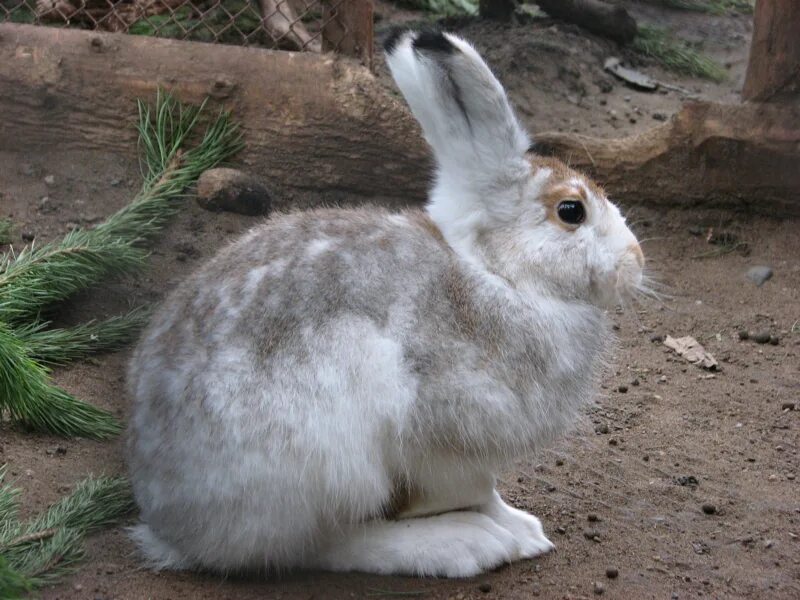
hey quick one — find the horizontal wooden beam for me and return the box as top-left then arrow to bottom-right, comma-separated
0,23 -> 428,210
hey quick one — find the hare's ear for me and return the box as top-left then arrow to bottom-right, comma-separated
385,29 -> 530,183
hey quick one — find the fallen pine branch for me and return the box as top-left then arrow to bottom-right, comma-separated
0,90 -> 242,439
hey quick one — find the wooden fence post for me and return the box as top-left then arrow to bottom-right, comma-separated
742,0 -> 800,102
321,0 -> 373,69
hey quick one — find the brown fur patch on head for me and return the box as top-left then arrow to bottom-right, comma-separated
527,155 -> 608,229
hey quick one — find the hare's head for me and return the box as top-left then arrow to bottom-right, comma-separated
386,30 -> 644,307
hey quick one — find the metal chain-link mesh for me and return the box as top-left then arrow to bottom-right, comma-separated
0,0 -> 353,52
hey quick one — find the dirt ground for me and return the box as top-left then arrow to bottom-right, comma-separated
2,3 -> 799,599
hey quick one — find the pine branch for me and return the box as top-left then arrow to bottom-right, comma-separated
0,470 -> 134,590
0,90 -> 242,438
0,90 -> 242,327
13,307 -> 151,366
0,232 -> 147,326
0,322 -> 121,439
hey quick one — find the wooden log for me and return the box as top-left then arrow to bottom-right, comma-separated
742,0 -> 800,102
534,0 -> 638,45
533,101 -> 800,213
0,23 -> 428,209
321,0 -> 373,69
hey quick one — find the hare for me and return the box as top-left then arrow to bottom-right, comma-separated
127,29 -> 644,578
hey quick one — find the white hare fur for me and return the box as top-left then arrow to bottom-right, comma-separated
127,30 -> 644,578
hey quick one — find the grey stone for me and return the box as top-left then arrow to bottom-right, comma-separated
745,265 -> 773,287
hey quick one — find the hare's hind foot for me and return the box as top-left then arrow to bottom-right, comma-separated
314,510 -> 520,578
479,490 -> 555,559
314,491 -> 553,578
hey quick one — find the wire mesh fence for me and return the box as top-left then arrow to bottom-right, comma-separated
0,0 -> 362,53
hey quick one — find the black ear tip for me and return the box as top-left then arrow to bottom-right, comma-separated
383,27 -> 409,55
413,29 -> 455,54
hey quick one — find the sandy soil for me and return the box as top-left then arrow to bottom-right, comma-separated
2,3 -> 798,599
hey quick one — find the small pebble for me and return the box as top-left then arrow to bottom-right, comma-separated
631,378 -> 640,386
650,334 -> 664,343
605,567 -> 619,579
44,174 -> 56,186
556,526 -> 567,535
764,540 -> 774,549
618,385 -> 628,393
478,583 -> 492,593
677,475 -> 699,487
21,231 -> 35,242
745,265 -> 773,287
584,529 -> 601,542
594,582 -> 605,595
782,402 -> 796,411
701,503 -> 717,515
652,112 -> 668,121
738,330 -> 749,340
752,331 -> 771,344
769,335 -> 780,346
110,177 -> 122,187
596,423 -> 610,435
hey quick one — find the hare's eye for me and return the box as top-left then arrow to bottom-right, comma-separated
557,200 -> 586,225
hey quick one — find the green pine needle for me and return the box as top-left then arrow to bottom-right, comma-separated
0,90 -> 243,439
0,231 -> 148,326
0,92 -> 242,327
633,26 -> 727,82
0,554 -> 32,599
0,468 -> 134,591
0,220 -> 12,246
0,322 -> 121,439
13,307 -> 151,366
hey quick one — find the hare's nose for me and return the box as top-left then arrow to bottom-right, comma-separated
627,243 -> 644,268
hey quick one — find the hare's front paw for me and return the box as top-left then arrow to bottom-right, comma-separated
428,511 -> 521,577
480,491 -> 555,559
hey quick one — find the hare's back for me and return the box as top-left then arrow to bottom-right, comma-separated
129,207 -> 452,405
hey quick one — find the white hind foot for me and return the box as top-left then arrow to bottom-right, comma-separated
479,490 -> 555,559
314,510 -> 520,578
